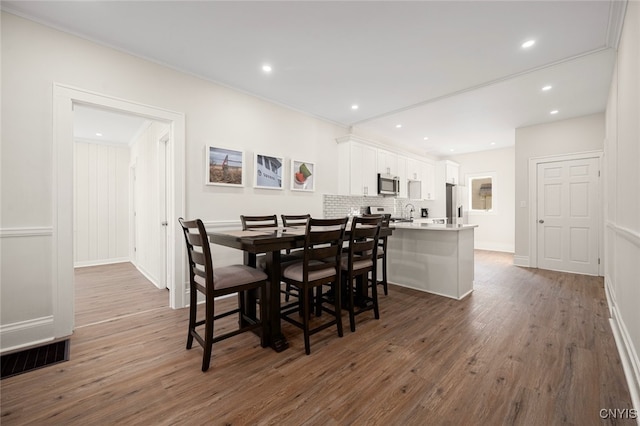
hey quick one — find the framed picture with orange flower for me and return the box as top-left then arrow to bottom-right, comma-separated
291,160 -> 315,192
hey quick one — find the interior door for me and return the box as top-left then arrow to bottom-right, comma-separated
536,158 -> 599,275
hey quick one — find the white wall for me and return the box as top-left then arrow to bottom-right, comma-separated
0,12 -> 347,351
74,141 -> 130,267
130,121 -> 170,287
447,147 -> 515,252
604,0 -> 640,411
513,113 -> 605,264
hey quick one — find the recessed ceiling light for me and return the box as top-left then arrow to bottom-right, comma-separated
550,110 -> 559,115
351,104 -> 359,110
490,142 -> 496,145
262,64 -> 272,73
396,124 -> 402,128
95,132 -> 103,137
542,85 -> 552,91
450,148 -> 455,152
423,137 -> 429,140
521,39 -> 536,49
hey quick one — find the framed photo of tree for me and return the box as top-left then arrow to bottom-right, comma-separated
206,146 -> 244,187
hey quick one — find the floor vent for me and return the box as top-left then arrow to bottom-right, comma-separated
1,340 -> 69,379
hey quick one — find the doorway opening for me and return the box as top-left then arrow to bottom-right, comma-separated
53,84 -> 186,339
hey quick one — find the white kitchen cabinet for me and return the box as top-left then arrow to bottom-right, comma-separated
406,158 -> 436,200
397,155 -> 408,198
337,137 -> 378,196
444,160 -> 459,185
377,149 -> 398,176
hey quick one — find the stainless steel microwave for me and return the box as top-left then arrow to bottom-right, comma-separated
378,173 -> 400,196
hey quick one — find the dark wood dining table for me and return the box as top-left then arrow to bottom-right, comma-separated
207,224 -> 393,352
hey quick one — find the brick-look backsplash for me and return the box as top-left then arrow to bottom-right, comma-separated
323,194 -> 428,218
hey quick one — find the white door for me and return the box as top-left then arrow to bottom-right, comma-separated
536,158 -> 599,275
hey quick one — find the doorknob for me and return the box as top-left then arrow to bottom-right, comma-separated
161,221 -> 168,226
538,219 -> 544,223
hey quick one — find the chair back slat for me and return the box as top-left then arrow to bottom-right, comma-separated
178,218 -> 214,290
301,218 -> 348,279
281,214 -> 310,227
346,216 -> 382,267
240,215 -> 278,230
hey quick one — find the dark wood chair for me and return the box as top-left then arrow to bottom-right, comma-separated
280,217 -> 348,355
178,218 -> 268,372
364,213 -> 391,295
341,215 -> 382,332
240,214 -> 278,230
240,215 -> 278,270
280,214 -> 311,301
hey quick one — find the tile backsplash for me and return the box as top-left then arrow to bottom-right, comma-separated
323,194 -> 434,219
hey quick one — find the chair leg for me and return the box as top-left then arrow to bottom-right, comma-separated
347,277 -> 356,332
202,295 -> 215,372
187,285 -> 197,350
371,269 -> 380,320
302,286 -> 311,355
285,283 -> 291,301
334,280 -> 343,338
382,255 -> 388,296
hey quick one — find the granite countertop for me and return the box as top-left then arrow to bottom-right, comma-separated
392,222 -> 478,231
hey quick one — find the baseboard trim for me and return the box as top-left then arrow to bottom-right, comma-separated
0,227 -> 53,238
0,316 -> 55,354
513,255 -> 530,267
74,258 -> 130,268
474,242 -> 515,253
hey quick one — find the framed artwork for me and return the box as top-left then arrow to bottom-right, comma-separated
254,153 -> 284,190
206,146 -> 244,186
291,159 -> 315,191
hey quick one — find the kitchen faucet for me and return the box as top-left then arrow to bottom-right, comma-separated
405,203 -> 415,219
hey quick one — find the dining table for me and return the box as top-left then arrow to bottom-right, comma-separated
207,223 -> 393,352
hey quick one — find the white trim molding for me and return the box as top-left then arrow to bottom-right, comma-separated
0,227 -> 53,238
513,255 -> 530,267
0,316 -> 55,354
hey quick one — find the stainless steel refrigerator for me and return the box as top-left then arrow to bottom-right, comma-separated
446,183 -> 468,224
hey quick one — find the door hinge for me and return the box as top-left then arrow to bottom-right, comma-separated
598,258 -> 601,265
598,170 -> 601,177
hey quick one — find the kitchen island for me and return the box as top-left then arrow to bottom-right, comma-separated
387,223 -> 478,300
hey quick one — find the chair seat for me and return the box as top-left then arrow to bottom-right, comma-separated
283,260 -> 337,282
195,265 -> 267,290
340,253 -> 373,271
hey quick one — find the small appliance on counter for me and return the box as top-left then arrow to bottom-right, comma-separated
421,208 -> 429,218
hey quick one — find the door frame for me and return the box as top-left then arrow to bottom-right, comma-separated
527,150 -> 603,275
53,83 -> 186,339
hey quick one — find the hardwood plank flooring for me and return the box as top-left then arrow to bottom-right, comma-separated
1,252 -> 634,425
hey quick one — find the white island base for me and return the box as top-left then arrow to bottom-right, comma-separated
387,224 -> 477,300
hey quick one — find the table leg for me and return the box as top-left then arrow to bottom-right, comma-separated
265,250 -> 289,352
242,253 -> 258,324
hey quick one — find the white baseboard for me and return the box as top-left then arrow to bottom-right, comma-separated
606,279 -> 640,418
133,262 -> 162,289
0,316 -> 55,354
474,241 -> 515,253
74,257 -> 130,268
513,255 -> 530,267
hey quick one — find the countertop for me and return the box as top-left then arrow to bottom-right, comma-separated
392,222 -> 478,232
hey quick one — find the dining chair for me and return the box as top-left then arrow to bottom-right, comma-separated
280,214 -> 311,301
364,213 -> 391,295
179,218 -> 268,372
240,215 -> 278,270
240,215 -> 278,230
340,215 -> 382,332
280,217 -> 348,355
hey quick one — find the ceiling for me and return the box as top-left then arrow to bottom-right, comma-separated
2,1 -> 625,155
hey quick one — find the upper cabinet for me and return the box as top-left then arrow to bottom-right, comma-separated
406,158 -> 436,200
444,160 -> 460,185
377,149 -> 398,176
337,137 -> 377,196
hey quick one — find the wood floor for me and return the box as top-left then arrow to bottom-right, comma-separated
1,252 -> 634,425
